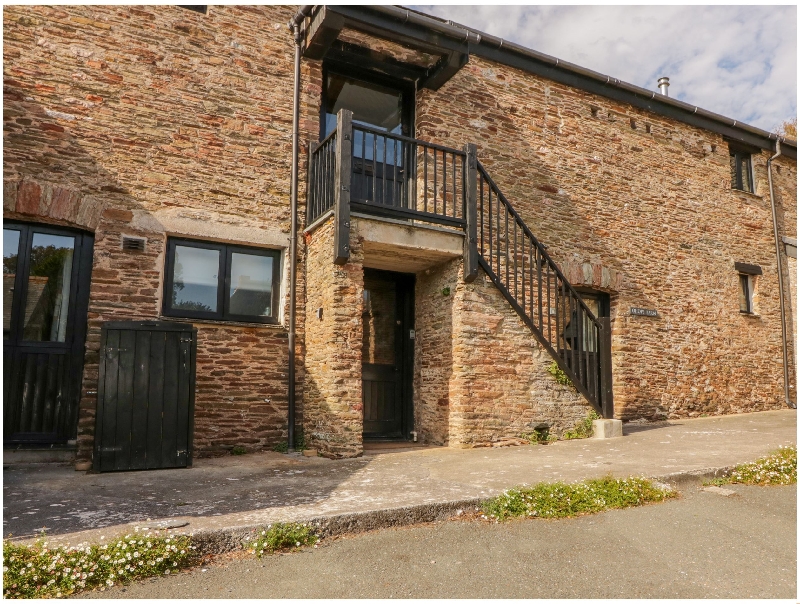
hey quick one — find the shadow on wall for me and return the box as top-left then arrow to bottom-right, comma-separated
416,66 -> 789,421
3,87 -> 294,462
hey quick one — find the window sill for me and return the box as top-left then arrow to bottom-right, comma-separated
730,189 -> 763,200
158,315 -> 287,330
739,311 -> 761,318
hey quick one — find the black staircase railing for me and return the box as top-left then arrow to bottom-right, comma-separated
476,163 -> 613,417
306,108 -> 613,418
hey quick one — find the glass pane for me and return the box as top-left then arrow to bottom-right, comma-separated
739,274 -> 751,312
229,252 -> 274,318
170,245 -> 219,313
3,229 -> 21,339
742,156 -> 752,193
362,277 -> 395,365
582,298 -> 600,353
22,233 -> 75,342
325,73 -> 403,138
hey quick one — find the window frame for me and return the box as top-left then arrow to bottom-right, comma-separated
739,273 -> 754,314
728,143 -> 755,193
162,237 -> 282,325
319,61 -> 415,141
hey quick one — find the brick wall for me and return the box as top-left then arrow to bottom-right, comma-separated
303,218 -> 364,458
3,5 -> 322,458
417,56 -> 797,418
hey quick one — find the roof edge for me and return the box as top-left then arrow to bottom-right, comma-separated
353,5 -> 796,156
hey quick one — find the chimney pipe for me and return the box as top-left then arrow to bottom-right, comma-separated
657,76 -> 670,96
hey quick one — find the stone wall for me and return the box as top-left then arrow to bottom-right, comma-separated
417,55 -> 798,418
413,260 -> 456,445
3,5 -> 322,458
303,218 -> 364,458
449,266 -> 592,445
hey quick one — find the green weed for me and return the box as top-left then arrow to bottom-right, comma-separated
562,410 -> 600,440
273,428 -> 306,453
547,361 -> 573,387
246,523 -> 319,557
706,446 -> 796,486
3,532 -> 196,599
230,445 -> 247,456
481,475 -> 675,522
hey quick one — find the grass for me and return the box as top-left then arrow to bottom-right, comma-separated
3,532 -> 197,599
706,445 -> 796,487
245,523 -> 319,557
481,475 -> 676,522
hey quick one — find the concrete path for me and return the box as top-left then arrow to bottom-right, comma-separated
3,410 -> 795,550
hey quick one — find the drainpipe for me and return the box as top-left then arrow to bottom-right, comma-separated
767,139 -> 795,409
287,5 -> 314,452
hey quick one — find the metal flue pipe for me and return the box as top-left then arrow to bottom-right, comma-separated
657,77 -> 670,96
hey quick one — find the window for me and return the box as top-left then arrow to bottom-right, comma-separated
163,238 -> 281,324
735,262 -> 762,314
729,147 -> 754,193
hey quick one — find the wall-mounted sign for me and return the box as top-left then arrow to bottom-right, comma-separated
630,307 -> 657,317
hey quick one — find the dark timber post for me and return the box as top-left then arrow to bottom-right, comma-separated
463,143 -> 479,282
598,316 -> 614,418
333,109 -> 352,265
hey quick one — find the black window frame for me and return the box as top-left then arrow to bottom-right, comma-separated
320,60 -> 415,141
738,273 -> 754,314
162,237 -> 281,325
729,145 -> 755,193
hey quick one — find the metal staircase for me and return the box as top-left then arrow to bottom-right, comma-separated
308,109 -> 613,417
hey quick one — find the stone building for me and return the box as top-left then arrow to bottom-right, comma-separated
3,5 -> 796,464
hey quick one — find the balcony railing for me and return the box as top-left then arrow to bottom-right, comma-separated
306,108 -> 613,418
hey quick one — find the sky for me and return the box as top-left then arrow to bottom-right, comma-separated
411,5 -> 797,133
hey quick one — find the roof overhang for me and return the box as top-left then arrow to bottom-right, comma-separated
301,5 -> 469,90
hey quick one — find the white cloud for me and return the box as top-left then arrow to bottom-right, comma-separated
411,5 -> 797,132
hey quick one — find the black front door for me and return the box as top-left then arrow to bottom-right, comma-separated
362,269 -> 414,439
3,221 -> 94,446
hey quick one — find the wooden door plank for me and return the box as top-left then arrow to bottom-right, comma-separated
161,331 -> 179,468
146,332 -> 166,469
175,333 -> 190,467
100,329 -> 120,472
130,330 -> 151,470
114,329 -> 137,471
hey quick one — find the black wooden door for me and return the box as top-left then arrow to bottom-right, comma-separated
3,222 -> 94,446
94,321 -> 196,472
362,270 -> 414,439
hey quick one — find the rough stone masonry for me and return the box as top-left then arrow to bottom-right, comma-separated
3,5 -> 796,461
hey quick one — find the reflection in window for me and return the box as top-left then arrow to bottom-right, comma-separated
3,229 -> 21,339
171,246 -> 220,312
164,239 -> 281,323
229,253 -> 273,317
23,233 -> 75,342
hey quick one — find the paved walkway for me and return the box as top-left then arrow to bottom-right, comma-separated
3,410 -> 795,549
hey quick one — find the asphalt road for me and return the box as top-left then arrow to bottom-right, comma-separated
81,484 -> 796,599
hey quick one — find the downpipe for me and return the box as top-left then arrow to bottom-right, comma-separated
767,140 -> 795,409
287,6 -> 314,452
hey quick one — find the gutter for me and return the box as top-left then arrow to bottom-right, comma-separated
766,140 -> 795,409
286,5 -> 314,452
